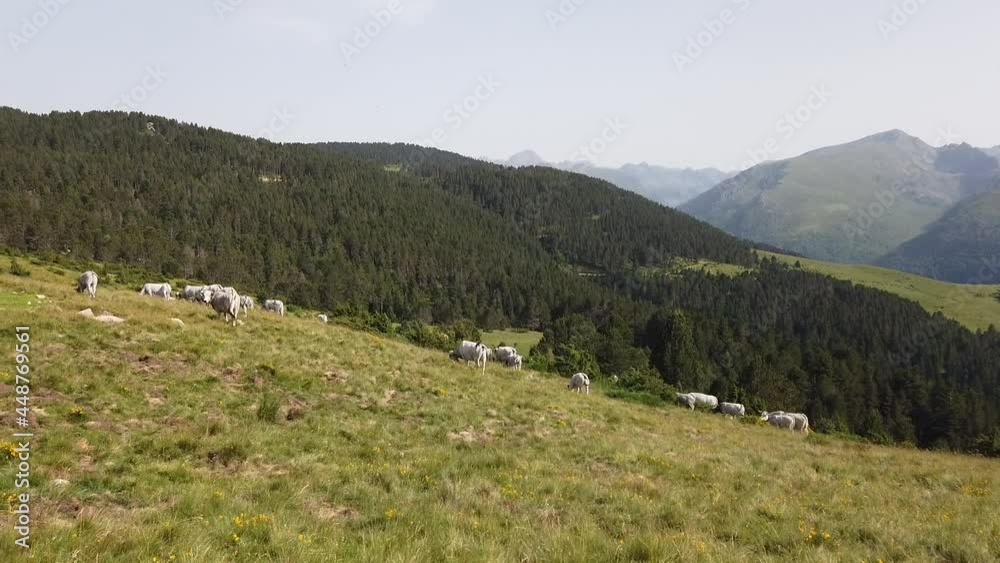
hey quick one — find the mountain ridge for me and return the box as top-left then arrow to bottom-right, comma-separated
491,151 -> 733,207
681,129 -> 1000,276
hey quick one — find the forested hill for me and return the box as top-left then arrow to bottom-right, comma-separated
319,142 -> 755,270
0,108 -> 626,326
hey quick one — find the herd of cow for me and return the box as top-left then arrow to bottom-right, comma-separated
675,392 -> 810,432
448,340 -> 524,372
75,271 -> 293,326
77,271 -> 809,432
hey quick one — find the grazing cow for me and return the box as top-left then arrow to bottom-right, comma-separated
240,295 -> 255,318
179,285 -> 205,301
761,412 -> 797,430
263,299 -> 285,317
210,289 -> 240,327
568,373 -> 590,394
77,271 -> 98,298
495,346 -> 518,365
449,341 -> 489,374
675,393 -> 697,410
318,314 -> 328,323
689,393 -> 719,409
762,411 -> 809,433
504,354 -> 523,370
717,402 -> 746,417
139,283 -> 172,300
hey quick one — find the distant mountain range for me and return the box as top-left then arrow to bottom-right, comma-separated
680,130 -> 1000,283
491,150 -> 732,207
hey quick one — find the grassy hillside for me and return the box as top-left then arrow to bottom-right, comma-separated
2,262 -> 999,561
762,252 -> 1000,331
480,329 -> 543,352
681,132 -> 999,266
878,187 -> 1000,284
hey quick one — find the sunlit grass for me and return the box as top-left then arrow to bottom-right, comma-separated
762,251 -> 1000,331
0,259 -> 997,561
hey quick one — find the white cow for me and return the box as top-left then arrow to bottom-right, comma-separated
689,393 -> 719,409
717,402 -> 746,417
317,314 -> 328,323
504,354 -> 523,370
495,346 -> 518,365
240,295 -> 255,317
775,412 -> 809,433
676,393 -> 697,410
180,285 -> 205,301
449,341 -> 489,374
77,271 -> 98,298
263,299 -> 285,317
211,289 -> 240,327
568,373 -> 590,394
139,283 -> 172,300
761,412 -> 797,430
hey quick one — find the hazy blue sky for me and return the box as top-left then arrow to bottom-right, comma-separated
2,0 -> 998,170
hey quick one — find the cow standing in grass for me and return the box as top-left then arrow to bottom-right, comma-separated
77,271 -> 98,298
764,411 -> 809,433
211,289 -> 241,327
139,283 -> 172,300
449,341 -> 489,374
240,295 -> 255,318
263,299 -> 285,317
568,373 -> 590,394
716,402 -> 746,417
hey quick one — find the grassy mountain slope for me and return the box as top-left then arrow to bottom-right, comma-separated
877,186 -> 1000,284
681,131 -> 992,265
761,252 -> 1000,331
2,261 -> 999,562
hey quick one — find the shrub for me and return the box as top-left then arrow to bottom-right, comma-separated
8,259 -> 30,277
444,319 -> 481,343
399,320 -> 453,351
617,367 -> 676,401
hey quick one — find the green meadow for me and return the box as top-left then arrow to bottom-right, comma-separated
0,260 -> 997,561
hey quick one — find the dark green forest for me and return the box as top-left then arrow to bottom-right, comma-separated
1,108 -> 998,455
